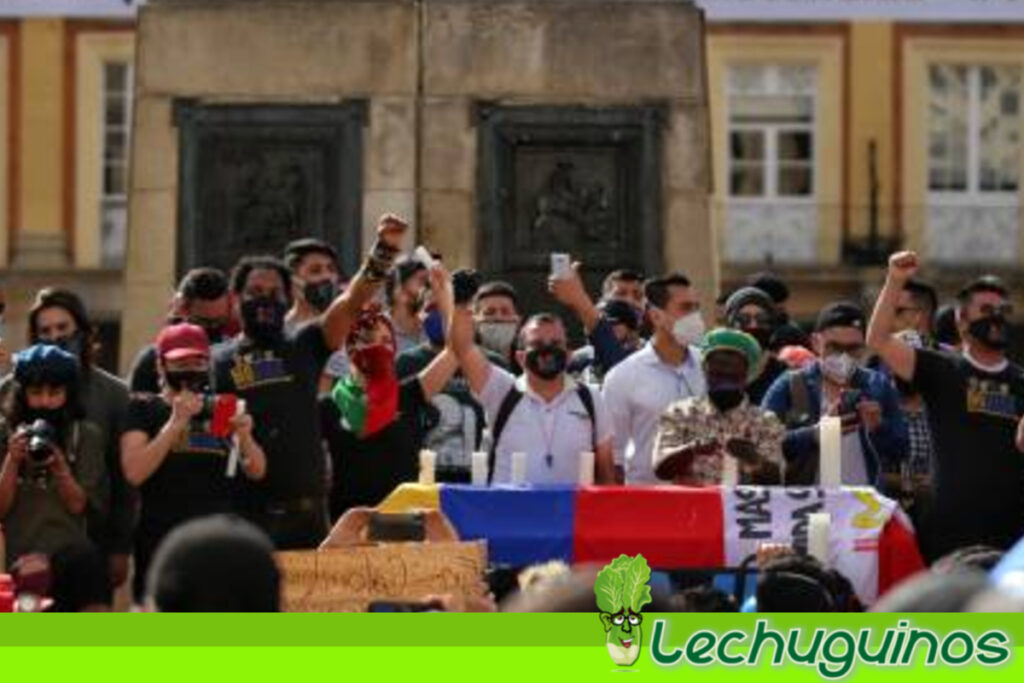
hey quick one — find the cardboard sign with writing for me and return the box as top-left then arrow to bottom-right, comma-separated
276,541 -> 487,612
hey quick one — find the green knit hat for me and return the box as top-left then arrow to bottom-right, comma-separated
700,327 -> 763,382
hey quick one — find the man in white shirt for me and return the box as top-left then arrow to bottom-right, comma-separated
449,304 -> 616,485
602,273 -> 707,484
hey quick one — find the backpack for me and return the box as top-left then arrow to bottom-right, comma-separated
487,383 -> 598,484
783,371 -> 818,486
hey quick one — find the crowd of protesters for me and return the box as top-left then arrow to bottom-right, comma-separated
1,213 -> 1024,612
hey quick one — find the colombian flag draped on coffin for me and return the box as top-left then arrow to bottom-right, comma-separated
378,484 -> 924,605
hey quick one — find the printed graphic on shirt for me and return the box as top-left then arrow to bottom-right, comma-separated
229,350 -> 293,391
173,420 -> 230,456
965,376 -> 1021,421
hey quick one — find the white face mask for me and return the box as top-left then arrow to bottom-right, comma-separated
821,352 -> 857,384
476,320 -> 519,356
671,312 -> 706,347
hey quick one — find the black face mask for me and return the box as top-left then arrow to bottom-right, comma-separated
303,280 -> 338,314
53,331 -> 85,359
165,370 -> 209,393
24,407 -> 66,428
968,314 -> 1009,351
742,326 -> 773,351
241,296 -> 287,346
708,384 -> 745,412
524,343 -> 568,380
203,327 -> 225,345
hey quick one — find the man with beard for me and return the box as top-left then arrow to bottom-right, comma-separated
128,268 -> 234,394
723,286 -> 787,404
0,345 -> 107,568
211,215 -> 408,548
653,329 -> 783,486
868,252 -> 1024,560
7,289 -> 133,589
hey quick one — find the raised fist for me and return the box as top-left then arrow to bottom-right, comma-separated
888,251 -> 919,283
377,214 -> 408,251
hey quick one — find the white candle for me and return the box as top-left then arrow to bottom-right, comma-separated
510,452 -> 527,485
808,512 -> 831,567
418,449 -> 436,485
226,399 -> 247,478
578,451 -> 595,486
819,416 -> 842,487
471,451 -> 489,486
721,453 -> 738,487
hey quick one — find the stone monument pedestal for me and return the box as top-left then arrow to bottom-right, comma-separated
124,0 -> 714,366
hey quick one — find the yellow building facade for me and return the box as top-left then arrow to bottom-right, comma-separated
0,7 -> 135,370
2,2 -> 1024,370
703,2 -> 1024,319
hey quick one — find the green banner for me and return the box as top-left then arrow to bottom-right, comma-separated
1,614 -> 1022,681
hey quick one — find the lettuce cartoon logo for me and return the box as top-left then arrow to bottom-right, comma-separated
595,554 -> 652,667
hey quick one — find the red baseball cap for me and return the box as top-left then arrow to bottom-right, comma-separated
156,323 -> 210,361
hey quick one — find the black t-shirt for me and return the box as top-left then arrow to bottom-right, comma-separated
913,348 -> 1024,555
128,345 -> 161,394
125,394 -> 234,527
212,324 -> 331,505
322,377 -> 429,519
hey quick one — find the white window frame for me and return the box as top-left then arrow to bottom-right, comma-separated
725,64 -> 818,206
927,63 -> 1020,206
99,59 -> 133,267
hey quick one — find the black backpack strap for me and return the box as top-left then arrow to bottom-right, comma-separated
488,386 -> 524,484
575,383 -> 598,450
786,370 -> 812,427
784,370 -> 818,486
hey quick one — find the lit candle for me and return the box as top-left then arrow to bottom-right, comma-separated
819,416 -> 842,487
471,451 -> 489,486
578,451 -> 595,486
808,512 -> 831,567
511,452 -> 527,485
418,449 -> 436,485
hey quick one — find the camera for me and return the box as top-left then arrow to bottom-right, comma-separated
25,420 -> 57,464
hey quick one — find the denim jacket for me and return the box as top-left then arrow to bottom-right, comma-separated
760,362 -> 908,485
